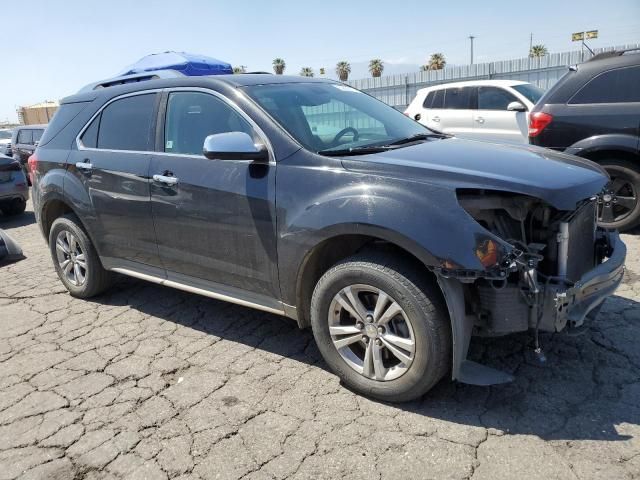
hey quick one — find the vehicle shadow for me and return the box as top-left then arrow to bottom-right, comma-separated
89,275 -> 640,443
0,210 -> 36,229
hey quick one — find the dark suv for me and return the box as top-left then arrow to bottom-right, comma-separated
529,49 -> 640,231
32,73 -> 626,401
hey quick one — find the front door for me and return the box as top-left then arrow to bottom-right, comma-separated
472,86 -> 526,144
67,92 -> 162,268
149,90 -> 279,299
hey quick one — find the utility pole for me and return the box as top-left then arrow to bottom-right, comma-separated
529,33 -> 533,56
469,35 -> 475,65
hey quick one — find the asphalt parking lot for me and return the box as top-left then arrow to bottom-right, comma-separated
1,202 -> 639,480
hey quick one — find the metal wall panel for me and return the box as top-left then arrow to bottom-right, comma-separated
347,44 -> 639,109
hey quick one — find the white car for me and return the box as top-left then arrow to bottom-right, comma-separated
0,129 -> 12,156
404,80 -> 544,144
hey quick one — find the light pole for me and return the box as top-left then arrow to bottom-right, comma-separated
469,35 -> 475,65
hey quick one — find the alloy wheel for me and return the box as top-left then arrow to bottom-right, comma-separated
598,175 -> 637,225
328,284 -> 416,381
55,230 -> 88,287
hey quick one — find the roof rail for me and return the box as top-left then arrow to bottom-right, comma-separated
588,47 -> 640,62
77,69 -> 185,93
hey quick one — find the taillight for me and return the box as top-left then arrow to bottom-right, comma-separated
528,112 -> 553,137
27,154 -> 38,183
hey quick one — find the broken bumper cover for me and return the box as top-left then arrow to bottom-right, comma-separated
561,230 -> 626,328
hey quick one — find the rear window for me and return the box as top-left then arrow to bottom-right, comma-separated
96,94 -> 157,151
443,87 -> 472,109
39,102 -> 90,146
17,130 -> 32,145
570,66 -> 640,104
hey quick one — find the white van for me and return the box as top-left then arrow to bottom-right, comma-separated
404,80 -> 544,144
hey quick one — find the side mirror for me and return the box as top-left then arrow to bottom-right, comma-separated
507,101 -> 527,112
203,132 -> 268,162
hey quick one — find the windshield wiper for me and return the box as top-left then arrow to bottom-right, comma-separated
318,145 -> 394,156
385,132 -> 446,146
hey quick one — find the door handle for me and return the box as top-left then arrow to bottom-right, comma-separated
475,117 -> 485,124
153,174 -> 179,186
432,116 -> 440,122
75,161 -> 93,171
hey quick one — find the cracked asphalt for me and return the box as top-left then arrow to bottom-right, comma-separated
1,202 -> 639,480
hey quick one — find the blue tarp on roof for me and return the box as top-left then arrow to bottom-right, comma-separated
119,51 -> 233,76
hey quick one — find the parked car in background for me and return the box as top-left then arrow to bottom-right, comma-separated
12,124 -> 46,165
31,72 -> 624,402
0,154 -> 28,216
404,80 -> 544,144
0,129 -> 12,156
529,49 -> 640,231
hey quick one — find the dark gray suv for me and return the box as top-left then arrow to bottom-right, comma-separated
31,73 -> 626,401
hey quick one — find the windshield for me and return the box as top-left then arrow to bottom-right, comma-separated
244,83 -> 428,153
512,83 -> 544,105
0,131 -> 11,140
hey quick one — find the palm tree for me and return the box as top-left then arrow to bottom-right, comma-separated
426,53 -> 446,70
273,58 -> 286,75
369,59 -> 384,78
300,67 -> 314,77
529,45 -> 548,58
233,65 -> 247,74
335,61 -> 351,81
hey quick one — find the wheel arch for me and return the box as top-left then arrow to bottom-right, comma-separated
294,229 -> 441,328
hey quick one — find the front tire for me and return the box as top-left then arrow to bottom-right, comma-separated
49,214 -> 113,298
310,253 -> 451,402
597,158 -> 640,231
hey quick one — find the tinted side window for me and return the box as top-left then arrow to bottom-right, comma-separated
422,91 -> 435,108
478,87 -> 518,110
430,89 -> 445,109
33,129 -> 43,143
164,92 -> 254,156
98,94 -> 157,151
81,115 -> 100,148
444,87 -> 472,109
570,66 -> 640,104
17,130 -> 32,144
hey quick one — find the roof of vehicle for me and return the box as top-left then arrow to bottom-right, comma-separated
417,79 -> 529,93
14,124 -> 47,130
535,50 -> 640,106
63,74 -> 337,104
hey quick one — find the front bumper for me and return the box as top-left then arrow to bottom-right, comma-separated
542,231 -> 626,331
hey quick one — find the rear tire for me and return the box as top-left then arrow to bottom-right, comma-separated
310,253 -> 451,402
1,198 -> 26,216
597,158 -> 640,231
49,213 -> 113,298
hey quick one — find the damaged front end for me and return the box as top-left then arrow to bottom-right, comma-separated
434,189 -> 626,386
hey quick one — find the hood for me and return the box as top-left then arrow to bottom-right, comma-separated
0,139 -> 10,145
341,137 -> 608,210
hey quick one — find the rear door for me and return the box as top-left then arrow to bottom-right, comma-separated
473,86 -> 527,143
67,92 -> 162,268
439,87 -> 474,137
149,89 -> 279,299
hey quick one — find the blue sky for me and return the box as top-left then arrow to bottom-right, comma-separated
1,0 -> 638,122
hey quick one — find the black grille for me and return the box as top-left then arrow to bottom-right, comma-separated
565,201 -> 597,282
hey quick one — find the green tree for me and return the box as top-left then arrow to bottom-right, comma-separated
233,65 -> 247,74
300,67 -> 314,77
529,44 -> 548,58
426,53 -> 446,70
272,58 -> 286,75
368,59 -> 384,78
335,61 -> 351,81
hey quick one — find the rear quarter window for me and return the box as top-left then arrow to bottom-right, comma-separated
569,66 -> 640,104
39,102 -> 91,146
